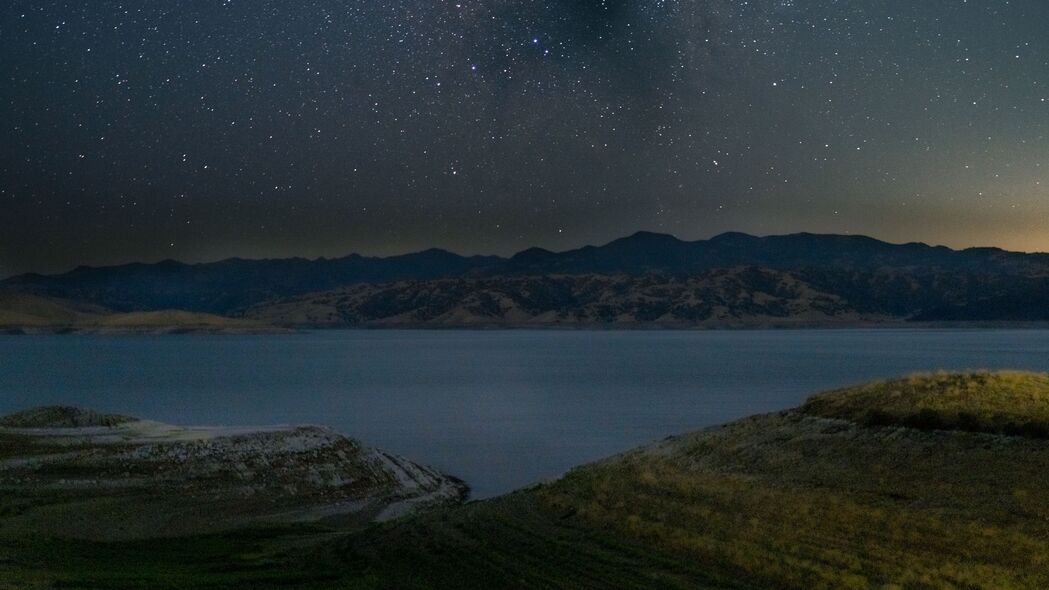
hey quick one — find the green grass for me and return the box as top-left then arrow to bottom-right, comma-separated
803,370 -> 1049,437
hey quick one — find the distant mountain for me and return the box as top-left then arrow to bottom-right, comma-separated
4,231 -> 1049,324
0,293 -> 279,334
501,231 -> 1049,276
242,268 -> 1049,327
1,250 -> 503,314
0,293 -> 108,328
243,269 -> 873,327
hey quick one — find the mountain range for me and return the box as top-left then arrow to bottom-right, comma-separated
4,231 -> 1049,327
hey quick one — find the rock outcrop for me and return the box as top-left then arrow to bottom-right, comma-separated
0,408 -> 466,540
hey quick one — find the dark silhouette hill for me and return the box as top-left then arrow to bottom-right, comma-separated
1,250 -> 503,314
500,231 -> 1049,276
4,231 -> 1049,322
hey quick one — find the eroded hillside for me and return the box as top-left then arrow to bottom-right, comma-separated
244,269 -> 885,327
0,407 -> 466,540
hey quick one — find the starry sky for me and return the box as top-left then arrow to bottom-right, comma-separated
3,1 -> 1049,275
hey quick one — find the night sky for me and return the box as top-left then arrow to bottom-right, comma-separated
3,1 -> 1049,276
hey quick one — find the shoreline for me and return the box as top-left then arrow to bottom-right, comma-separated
7,321 -> 1048,334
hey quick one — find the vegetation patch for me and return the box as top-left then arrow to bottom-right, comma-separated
538,405 -> 1049,589
802,370 -> 1049,437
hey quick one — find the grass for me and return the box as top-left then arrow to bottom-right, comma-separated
314,493 -> 747,590
5,371 -> 1049,588
803,370 -> 1049,437
0,527 -> 342,590
0,497 -> 747,590
542,453 -> 1049,589
532,372 -> 1049,588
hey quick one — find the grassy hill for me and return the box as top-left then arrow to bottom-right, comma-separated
0,293 -> 278,333
803,370 -> 1049,437
0,293 -> 107,327
4,372 -> 1049,588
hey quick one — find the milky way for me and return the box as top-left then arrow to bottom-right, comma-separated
3,1 -> 1049,274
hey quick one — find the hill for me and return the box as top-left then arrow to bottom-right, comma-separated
243,266 -> 1049,327
0,293 -> 108,328
5,231 -> 1049,323
0,407 -> 466,541
502,231 -> 1049,276
4,372 -> 1049,588
0,293 -> 279,333
804,371 -> 1049,436
243,269 -> 883,327
0,406 -> 135,428
1,250 -> 503,314
308,371 -> 1049,588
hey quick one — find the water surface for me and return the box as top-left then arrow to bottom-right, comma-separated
2,329 -> 1048,497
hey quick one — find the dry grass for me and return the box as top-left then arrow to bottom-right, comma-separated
540,414 -> 1049,588
0,293 -> 275,332
543,458 -> 1049,589
83,309 -> 269,330
803,370 -> 1049,437
8,371 -> 1049,588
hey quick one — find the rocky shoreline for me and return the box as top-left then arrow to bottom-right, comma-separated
0,407 -> 467,540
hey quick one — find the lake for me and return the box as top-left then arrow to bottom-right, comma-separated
2,329 -> 1049,498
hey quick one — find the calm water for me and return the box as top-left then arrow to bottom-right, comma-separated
2,329 -> 1049,498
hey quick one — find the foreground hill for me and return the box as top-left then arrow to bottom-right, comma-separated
5,231 -> 1049,323
4,372 -> 1049,588
313,371 -> 1049,588
532,371 -> 1049,588
0,407 -> 466,542
0,293 -> 278,333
